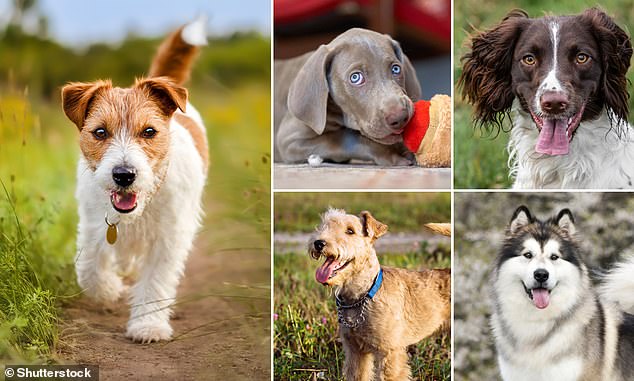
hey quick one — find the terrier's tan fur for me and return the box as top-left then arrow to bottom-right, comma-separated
309,209 -> 451,380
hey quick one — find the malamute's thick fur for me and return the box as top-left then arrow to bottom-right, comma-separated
492,206 -> 634,381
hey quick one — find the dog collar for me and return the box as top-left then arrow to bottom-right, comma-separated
335,268 -> 383,329
367,268 -> 383,299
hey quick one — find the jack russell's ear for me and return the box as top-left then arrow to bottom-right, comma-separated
555,208 -> 576,235
61,80 -> 112,130
509,205 -> 533,234
136,76 -> 187,116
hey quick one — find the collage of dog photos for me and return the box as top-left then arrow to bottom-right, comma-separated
2,0 -> 634,380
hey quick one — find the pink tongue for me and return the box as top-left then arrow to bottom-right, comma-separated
535,119 -> 569,155
532,288 -> 550,309
112,191 -> 138,211
315,257 -> 339,284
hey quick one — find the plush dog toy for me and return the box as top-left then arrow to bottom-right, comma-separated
403,94 -> 451,168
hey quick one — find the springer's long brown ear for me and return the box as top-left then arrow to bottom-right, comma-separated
359,211 -> 388,242
390,39 -> 422,101
287,45 -> 333,135
459,9 -> 529,129
135,76 -> 187,116
582,8 -> 632,125
61,80 -> 112,130
509,205 -> 533,234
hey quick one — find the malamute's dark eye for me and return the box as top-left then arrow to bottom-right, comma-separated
550,254 -> 559,261
346,228 -> 355,235
523,252 -> 533,259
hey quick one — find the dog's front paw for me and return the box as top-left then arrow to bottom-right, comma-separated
377,153 -> 415,166
126,320 -> 173,343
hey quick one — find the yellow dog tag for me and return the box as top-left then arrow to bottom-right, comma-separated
105,213 -> 119,245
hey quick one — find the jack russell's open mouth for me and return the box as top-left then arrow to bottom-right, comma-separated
110,191 -> 138,214
529,104 -> 585,156
523,283 -> 552,309
315,256 -> 351,284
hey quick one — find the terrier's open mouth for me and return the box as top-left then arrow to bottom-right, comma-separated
529,104 -> 585,156
110,190 -> 138,214
315,256 -> 351,284
523,283 -> 552,310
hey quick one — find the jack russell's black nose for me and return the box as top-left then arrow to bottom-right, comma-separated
313,240 -> 326,251
112,166 -> 136,187
533,269 -> 549,283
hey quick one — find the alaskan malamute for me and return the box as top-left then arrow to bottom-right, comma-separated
492,206 -> 634,381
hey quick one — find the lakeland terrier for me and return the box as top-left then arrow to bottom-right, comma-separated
308,208 -> 451,380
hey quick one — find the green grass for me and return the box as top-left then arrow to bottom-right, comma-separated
273,250 -> 450,381
454,0 -> 634,188
274,193 -> 451,233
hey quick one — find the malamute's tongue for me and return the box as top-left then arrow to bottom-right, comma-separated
535,119 -> 569,156
315,257 -> 340,284
532,288 -> 550,309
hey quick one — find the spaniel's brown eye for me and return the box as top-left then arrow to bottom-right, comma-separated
92,127 -> 108,140
576,53 -> 590,64
346,228 -> 355,235
522,54 -> 536,66
142,127 -> 157,139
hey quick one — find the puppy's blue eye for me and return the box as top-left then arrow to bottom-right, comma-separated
349,72 -> 364,85
391,64 -> 402,76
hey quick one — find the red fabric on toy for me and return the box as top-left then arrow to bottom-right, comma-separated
403,100 -> 431,153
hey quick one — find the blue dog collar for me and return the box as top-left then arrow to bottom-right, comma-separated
367,268 -> 383,299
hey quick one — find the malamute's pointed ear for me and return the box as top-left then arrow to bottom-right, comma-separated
556,209 -> 576,235
509,205 -> 533,233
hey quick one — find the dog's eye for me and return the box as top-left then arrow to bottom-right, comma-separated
92,127 -> 108,140
576,53 -> 590,64
550,254 -> 559,260
349,72 -> 365,86
346,228 -> 355,235
523,252 -> 533,259
522,54 -> 536,66
141,127 -> 157,139
391,64 -> 401,76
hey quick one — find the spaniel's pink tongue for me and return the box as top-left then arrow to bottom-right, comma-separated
111,191 -> 137,211
532,288 -> 550,309
315,257 -> 339,284
536,119 -> 569,155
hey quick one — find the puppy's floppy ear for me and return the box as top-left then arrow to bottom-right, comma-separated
61,80 -> 112,130
582,8 -> 632,125
509,205 -> 533,234
459,9 -> 529,130
136,76 -> 188,117
287,45 -> 333,135
390,39 -> 422,101
555,209 -> 576,235
359,211 -> 388,241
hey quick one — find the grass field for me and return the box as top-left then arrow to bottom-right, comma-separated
454,0 -> 634,189
0,65 -> 270,361
274,193 -> 451,380
274,193 -> 451,233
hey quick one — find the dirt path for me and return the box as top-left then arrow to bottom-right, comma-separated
57,234 -> 270,380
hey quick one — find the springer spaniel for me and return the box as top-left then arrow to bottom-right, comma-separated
459,8 -> 634,189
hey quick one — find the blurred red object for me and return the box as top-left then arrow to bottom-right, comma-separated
274,0 -> 450,43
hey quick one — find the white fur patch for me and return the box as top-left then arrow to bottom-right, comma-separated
534,21 -> 563,113
308,154 -> 323,166
182,15 -> 208,46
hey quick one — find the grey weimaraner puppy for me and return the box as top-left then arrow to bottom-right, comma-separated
274,28 -> 422,166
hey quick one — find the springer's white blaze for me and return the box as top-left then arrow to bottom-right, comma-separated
534,21 -> 563,113
75,102 -> 206,342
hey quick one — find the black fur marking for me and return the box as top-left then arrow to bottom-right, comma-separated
616,313 -> 634,378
